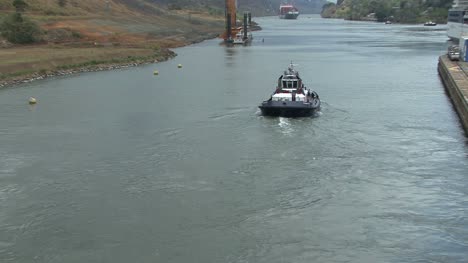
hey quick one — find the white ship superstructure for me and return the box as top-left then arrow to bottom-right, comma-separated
448,0 -> 468,41
453,0 -> 468,8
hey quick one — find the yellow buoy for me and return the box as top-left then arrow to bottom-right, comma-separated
177,64 -> 183,68
28,97 -> 37,104
153,70 -> 159,75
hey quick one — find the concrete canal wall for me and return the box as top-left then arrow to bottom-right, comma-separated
438,55 -> 468,135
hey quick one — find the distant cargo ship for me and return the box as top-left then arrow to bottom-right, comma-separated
279,3 -> 299,19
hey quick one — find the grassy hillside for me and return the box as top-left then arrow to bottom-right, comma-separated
0,0 -> 225,46
0,0 -> 224,84
0,0 -> 328,16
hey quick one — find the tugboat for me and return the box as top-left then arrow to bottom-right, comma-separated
259,63 -> 320,117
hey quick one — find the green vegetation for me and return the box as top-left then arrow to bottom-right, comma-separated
0,69 -> 36,80
56,54 -> 160,70
321,2 -> 337,18
207,6 -> 223,16
0,0 -> 42,43
0,46 -> 175,83
0,13 -> 41,43
321,0 -> 453,23
57,0 -> 66,7
12,0 -> 27,12
167,3 -> 182,10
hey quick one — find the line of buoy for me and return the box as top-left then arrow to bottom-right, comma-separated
154,64 -> 182,76
28,97 -> 37,104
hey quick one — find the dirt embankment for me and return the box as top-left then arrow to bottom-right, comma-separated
0,2 -> 225,86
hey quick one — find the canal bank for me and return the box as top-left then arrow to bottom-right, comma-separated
438,55 -> 468,135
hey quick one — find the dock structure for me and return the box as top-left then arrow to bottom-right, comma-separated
438,55 -> 468,135
222,0 -> 252,43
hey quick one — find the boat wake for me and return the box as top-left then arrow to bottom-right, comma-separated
278,117 -> 294,135
209,107 -> 250,121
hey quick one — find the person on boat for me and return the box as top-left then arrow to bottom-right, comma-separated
310,90 -> 316,99
312,91 -> 319,99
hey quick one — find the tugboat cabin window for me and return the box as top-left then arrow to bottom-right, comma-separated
282,80 -> 298,89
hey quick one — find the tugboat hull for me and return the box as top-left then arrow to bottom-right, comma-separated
259,99 -> 320,117
280,13 -> 299,19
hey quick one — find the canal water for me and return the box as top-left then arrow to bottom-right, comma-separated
1,16 -> 467,263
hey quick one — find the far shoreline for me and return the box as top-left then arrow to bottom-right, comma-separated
0,21 -> 262,88
0,33 -> 220,88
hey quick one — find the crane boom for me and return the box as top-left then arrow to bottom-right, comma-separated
223,0 -> 238,41
226,0 -> 236,30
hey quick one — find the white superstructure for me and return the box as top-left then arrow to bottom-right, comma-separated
232,29 -> 252,44
447,0 -> 468,41
453,0 -> 468,8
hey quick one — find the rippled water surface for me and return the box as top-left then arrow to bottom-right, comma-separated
1,16 -> 467,263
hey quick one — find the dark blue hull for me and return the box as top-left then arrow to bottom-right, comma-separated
259,99 -> 320,117
280,13 -> 299,19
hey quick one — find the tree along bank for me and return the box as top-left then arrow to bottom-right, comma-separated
321,0 -> 452,24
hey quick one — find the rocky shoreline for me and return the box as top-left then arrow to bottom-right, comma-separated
0,52 -> 176,88
0,33 -> 224,88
